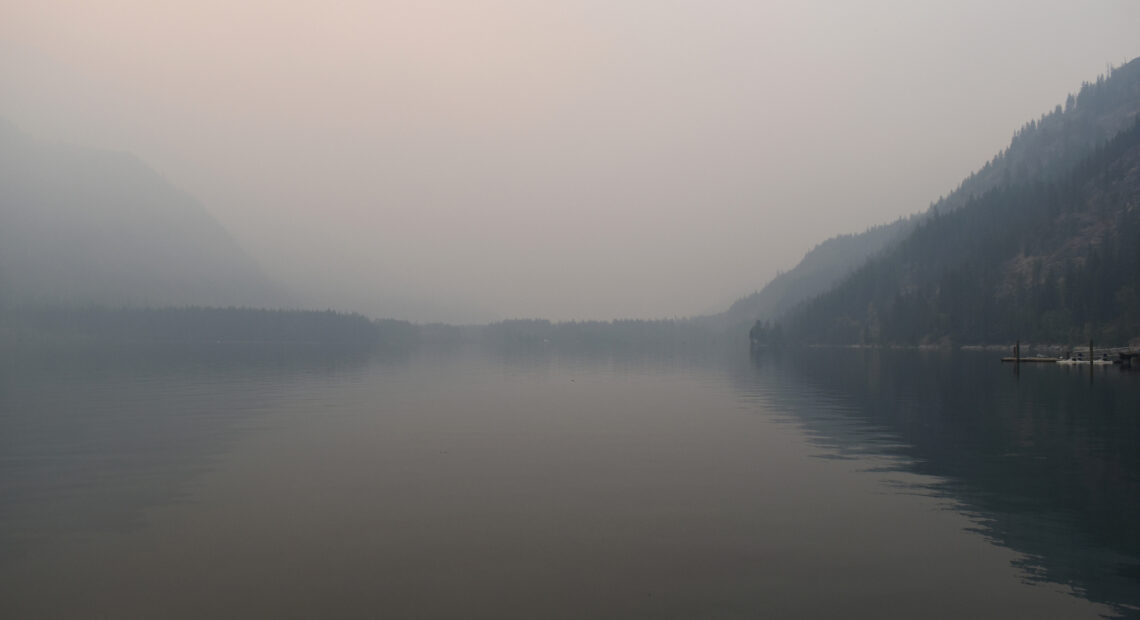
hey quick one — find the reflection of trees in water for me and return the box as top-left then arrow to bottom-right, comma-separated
734,349 -> 1140,617
0,344 -> 390,562
7,342 -> 1138,615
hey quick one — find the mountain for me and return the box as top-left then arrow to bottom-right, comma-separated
0,120 -> 289,310
786,115 -> 1140,346
721,58 -> 1140,334
716,218 -> 913,332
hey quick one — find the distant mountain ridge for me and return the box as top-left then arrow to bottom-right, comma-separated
719,57 -> 1140,334
0,120 -> 290,310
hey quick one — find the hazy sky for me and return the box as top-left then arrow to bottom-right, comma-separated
4,1 -> 1139,322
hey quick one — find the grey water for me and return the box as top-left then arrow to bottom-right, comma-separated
2,344 -> 1139,619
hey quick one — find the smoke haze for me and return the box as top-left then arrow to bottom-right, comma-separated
3,0 -> 1138,321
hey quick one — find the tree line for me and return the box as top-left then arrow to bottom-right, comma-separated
1,305 -> 419,349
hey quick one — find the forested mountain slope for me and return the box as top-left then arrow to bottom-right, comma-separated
718,218 -> 912,331
0,121 -> 288,309
722,58 -> 1140,332
786,118 -> 1140,346
938,60 -> 1140,214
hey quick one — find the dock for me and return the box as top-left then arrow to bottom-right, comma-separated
1000,343 -> 1137,366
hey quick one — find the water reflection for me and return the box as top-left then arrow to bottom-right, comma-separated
3,341 -> 1136,618
0,343 -> 388,560
737,348 -> 1140,617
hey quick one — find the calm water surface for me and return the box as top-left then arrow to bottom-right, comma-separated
2,344 -> 1139,618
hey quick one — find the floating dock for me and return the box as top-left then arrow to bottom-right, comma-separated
1000,345 -> 1136,366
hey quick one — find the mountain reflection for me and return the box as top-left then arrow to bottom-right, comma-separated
738,348 -> 1140,617
5,340 -> 1138,618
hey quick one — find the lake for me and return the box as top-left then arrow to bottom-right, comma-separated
2,343 -> 1139,618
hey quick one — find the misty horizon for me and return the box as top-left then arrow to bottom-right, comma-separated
6,5 -> 1140,619
4,1 -> 1139,322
